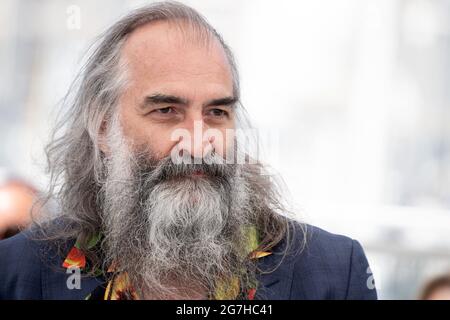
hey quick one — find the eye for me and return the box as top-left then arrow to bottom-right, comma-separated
207,108 -> 229,117
154,107 -> 175,114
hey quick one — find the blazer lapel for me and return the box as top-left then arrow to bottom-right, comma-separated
255,251 -> 296,300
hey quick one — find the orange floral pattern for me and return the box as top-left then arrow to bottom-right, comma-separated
63,226 -> 271,300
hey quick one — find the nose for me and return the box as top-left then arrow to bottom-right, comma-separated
176,134 -> 215,162
170,111 -> 221,163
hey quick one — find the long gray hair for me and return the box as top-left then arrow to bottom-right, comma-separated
33,1 -> 301,280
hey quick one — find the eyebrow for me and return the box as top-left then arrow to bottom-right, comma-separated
205,96 -> 238,108
141,94 -> 188,107
140,93 -> 238,109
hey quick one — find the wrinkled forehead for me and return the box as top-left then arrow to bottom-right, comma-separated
120,19 -> 233,86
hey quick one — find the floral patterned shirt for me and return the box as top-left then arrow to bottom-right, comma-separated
62,226 -> 271,300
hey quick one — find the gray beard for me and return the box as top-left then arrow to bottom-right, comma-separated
99,134 -> 257,299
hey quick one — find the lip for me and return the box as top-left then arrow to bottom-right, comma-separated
191,170 -> 205,176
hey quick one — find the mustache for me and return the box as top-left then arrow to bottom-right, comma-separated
135,152 -> 237,186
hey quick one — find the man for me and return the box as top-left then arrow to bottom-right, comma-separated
0,2 -> 377,300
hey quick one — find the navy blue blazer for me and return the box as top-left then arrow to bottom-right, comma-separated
0,222 -> 377,300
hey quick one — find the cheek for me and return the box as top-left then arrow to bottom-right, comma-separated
146,132 -> 179,158
211,128 -> 235,159
130,127 -> 179,159
118,108 -> 178,159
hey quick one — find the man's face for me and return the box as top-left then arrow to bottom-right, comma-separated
99,22 -> 254,297
117,21 -> 236,161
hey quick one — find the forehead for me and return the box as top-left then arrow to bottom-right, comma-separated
121,20 -> 233,95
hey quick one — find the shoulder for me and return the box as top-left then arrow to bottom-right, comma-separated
263,220 -> 377,300
0,231 -> 49,274
0,229 -> 82,299
0,231 -> 45,299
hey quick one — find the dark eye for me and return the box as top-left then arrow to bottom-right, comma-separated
155,107 -> 175,114
208,108 -> 228,117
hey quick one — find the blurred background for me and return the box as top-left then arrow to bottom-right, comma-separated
0,0 -> 449,299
